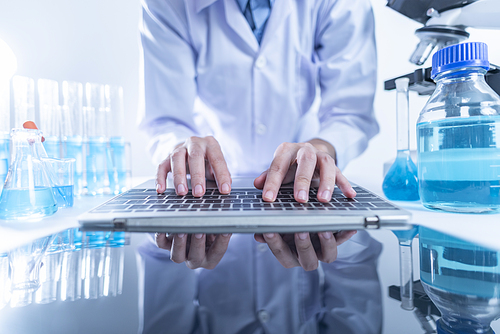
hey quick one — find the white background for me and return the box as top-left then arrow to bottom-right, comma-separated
1,0 -> 500,333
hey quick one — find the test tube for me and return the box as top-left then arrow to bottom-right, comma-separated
0,78 -> 9,195
102,232 -> 126,297
0,251 -> 11,309
12,76 -> 35,128
61,81 -> 85,196
60,228 -> 82,301
82,231 -> 106,299
84,83 -> 107,195
105,85 -> 130,194
38,79 -> 61,158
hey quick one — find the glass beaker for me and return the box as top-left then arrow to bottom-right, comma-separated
0,128 -> 58,220
383,77 -> 419,201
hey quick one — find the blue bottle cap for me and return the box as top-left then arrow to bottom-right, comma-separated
431,42 -> 490,79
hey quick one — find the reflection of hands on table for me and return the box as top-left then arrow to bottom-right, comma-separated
155,232 -> 232,270
254,230 -> 358,271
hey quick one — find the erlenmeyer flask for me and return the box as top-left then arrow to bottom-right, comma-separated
0,128 -> 57,220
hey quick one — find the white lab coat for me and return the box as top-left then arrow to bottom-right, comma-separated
138,0 -> 379,173
136,0 -> 383,332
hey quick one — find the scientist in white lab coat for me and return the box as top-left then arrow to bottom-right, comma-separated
137,0 -> 383,332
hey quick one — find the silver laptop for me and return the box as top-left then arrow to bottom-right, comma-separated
78,178 -> 412,233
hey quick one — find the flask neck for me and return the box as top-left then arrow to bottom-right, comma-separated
434,67 -> 487,84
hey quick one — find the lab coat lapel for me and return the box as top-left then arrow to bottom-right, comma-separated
260,0 -> 292,50
223,0 -> 259,53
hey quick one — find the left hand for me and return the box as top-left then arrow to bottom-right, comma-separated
254,231 -> 357,271
253,139 -> 356,203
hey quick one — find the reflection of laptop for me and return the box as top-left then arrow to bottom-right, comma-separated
78,178 -> 412,233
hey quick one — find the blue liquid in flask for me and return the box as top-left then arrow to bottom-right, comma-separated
382,151 -> 419,201
64,136 -> 84,196
0,187 -> 58,220
86,137 -> 107,196
107,137 -> 127,195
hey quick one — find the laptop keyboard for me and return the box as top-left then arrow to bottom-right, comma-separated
90,186 -> 398,214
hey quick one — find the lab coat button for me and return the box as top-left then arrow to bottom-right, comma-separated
255,56 -> 267,68
257,243 -> 268,253
258,310 -> 270,323
256,124 -> 267,135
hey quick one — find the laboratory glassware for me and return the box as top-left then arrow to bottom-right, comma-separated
417,42 -> 500,213
82,231 -> 106,299
12,76 -> 35,129
0,251 -> 10,309
60,228 -> 82,302
0,76 -> 10,195
61,81 -> 85,196
42,157 -> 75,208
393,227 -> 418,311
383,77 -> 419,201
0,128 -> 58,220
38,79 -> 61,158
420,226 -> 500,334
84,83 -> 107,196
105,85 -> 130,195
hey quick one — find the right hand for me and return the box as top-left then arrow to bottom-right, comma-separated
155,233 -> 232,270
155,136 -> 232,196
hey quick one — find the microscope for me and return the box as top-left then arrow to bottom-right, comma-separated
384,0 -> 500,95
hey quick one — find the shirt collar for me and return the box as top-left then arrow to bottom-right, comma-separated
235,0 -> 248,12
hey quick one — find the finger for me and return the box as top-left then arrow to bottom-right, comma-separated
171,147 -> 189,196
205,137 -> 232,194
315,151 -> 337,202
156,158 -> 172,193
253,171 -> 268,190
186,139 -> 207,197
254,233 -> 266,243
170,234 -> 188,263
294,232 -> 319,271
293,145 -> 317,203
317,232 -> 338,263
186,233 -> 206,269
335,168 -> 356,198
262,143 -> 296,202
155,232 -> 171,249
204,233 -> 232,269
263,233 -> 300,268
335,230 -> 358,246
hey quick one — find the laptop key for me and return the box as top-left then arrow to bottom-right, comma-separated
171,204 -> 191,209
223,199 -> 242,204
243,198 -> 262,203
204,199 -> 222,204
192,204 -> 211,209
212,204 -> 230,208
233,204 -> 251,208
151,204 -> 172,209
129,205 -> 151,210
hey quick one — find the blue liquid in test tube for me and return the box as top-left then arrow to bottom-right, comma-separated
107,137 -> 128,194
64,135 -> 84,196
86,137 -> 107,195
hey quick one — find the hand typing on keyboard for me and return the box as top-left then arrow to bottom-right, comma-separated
254,230 -> 357,271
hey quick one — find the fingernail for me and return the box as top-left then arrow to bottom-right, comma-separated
177,183 -> 186,194
297,232 -> 308,240
320,190 -> 331,200
264,233 -> 275,238
264,190 -> 274,201
221,183 -> 230,194
221,233 -> 230,237
156,183 -> 161,193
194,233 -> 203,239
322,232 -> 332,239
194,184 -> 203,196
298,190 -> 307,201
177,233 -> 185,238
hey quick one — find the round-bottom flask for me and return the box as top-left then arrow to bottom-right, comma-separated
419,227 -> 500,334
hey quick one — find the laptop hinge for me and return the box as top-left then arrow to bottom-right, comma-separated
364,216 -> 380,229
113,219 -> 127,231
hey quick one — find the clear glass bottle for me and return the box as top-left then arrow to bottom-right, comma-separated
417,42 -> 500,213
419,226 -> 500,334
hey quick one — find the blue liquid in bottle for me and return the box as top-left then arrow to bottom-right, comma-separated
107,137 -> 128,195
52,185 -> 74,208
64,136 -> 84,196
86,137 -> 107,196
418,117 -> 500,213
0,137 -> 9,196
0,187 -> 58,220
382,151 -> 419,201
420,227 -> 500,334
